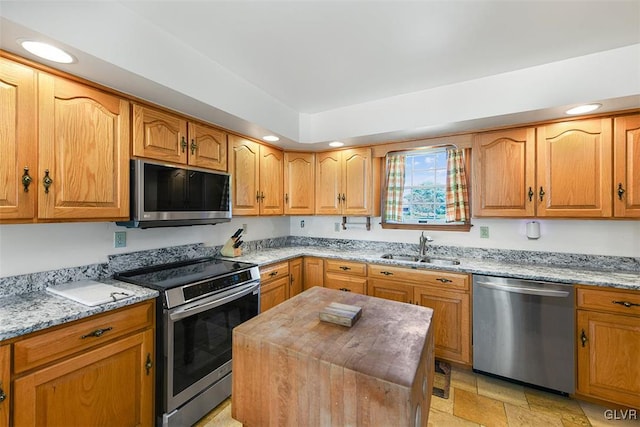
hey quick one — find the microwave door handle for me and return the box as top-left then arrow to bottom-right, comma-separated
169,282 -> 259,321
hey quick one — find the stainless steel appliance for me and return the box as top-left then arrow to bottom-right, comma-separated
115,257 -> 260,427
117,159 -> 232,228
473,275 -> 575,394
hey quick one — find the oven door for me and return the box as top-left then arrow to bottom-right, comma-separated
164,281 -> 259,412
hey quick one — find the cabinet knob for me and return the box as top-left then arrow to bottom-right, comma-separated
528,187 -> 534,202
0,386 -> 6,402
580,329 -> 588,347
22,167 -> 33,192
539,186 -> 545,202
42,169 -> 53,194
341,193 -> 346,202
180,136 -> 188,153
190,139 -> 198,155
145,353 -> 153,376
617,183 -> 626,200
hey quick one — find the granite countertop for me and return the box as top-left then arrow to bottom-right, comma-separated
227,246 -> 640,290
0,280 -> 158,341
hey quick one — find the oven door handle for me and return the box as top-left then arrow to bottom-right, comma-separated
169,282 -> 259,321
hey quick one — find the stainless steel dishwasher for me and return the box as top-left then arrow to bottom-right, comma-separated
473,275 -> 575,394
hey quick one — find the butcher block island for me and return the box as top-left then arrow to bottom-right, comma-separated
232,287 -> 435,427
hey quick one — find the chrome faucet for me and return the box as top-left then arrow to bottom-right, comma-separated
419,232 -> 433,256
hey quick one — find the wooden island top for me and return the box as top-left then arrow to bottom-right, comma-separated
232,286 -> 435,426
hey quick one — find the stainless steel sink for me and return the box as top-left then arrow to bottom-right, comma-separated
380,253 -> 424,262
380,254 -> 460,266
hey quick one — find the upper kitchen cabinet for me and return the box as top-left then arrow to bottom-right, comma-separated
133,104 -> 227,171
0,57 -> 37,221
536,118 -> 612,217
614,114 -> 640,218
315,147 -> 380,216
473,127 -> 536,217
38,74 -> 130,220
284,152 -> 315,215
229,135 -> 283,215
473,128 -> 536,217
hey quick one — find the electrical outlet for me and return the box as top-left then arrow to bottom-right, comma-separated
300,220 -> 305,228
242,223 -> 248,234
480,226 -> 489,239
114,231 -> 127,248
334,222 -> 340,232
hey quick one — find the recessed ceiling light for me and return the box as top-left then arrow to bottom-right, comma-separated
262,135 -> 279,142
329,141 -> 344,147
19,40 -> 75,64
565,104 -> 601,115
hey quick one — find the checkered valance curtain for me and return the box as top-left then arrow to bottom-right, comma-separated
384,154 -> 406,222
445,148 -> 470,222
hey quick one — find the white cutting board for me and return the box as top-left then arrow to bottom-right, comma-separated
47,280 -> 133,306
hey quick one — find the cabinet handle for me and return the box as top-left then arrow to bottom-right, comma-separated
539,186 -> 545,202
339,287 -> 351,292
337,194 -> 342,204
290,274 -> 293,285
180,136 -> 187,153
256,191 -> 261,202
42,169 -> 53,194
380,271 -> 393,276
617,183 -> 626,200
260,191 -> 265,201
339,266 -> 351,271
190,139 -> 198,155
269,271 -> 278,277
81,326 -> 113,339
0,386 -> 5,403
341,193 -> 346,202
145,353 -> 153,376
528,187 -> 534,202
580,329 -> 588,347
285,193 -> 289,203
436,278 -> 452,283
612,300 -> 640,308
22,167 -> 33,192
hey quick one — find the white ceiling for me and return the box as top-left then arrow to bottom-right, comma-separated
1,1 -> 640,149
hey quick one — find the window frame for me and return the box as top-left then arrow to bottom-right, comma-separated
380,146 -> 472,232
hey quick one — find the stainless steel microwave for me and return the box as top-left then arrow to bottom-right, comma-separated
117,159 -> 231,228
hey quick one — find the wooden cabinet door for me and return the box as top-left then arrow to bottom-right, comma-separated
260,276 -> 289,313
284,152 -> 315,215
614,114 -> 640,218
367,278 -> 413,304
259,145 -> 284,215
133,103 -> 188,164
415,286 -> 471,365
473,127 -> 536,217
0,58 -> 37,221
577,310 -> 640,408
302,257 -> 324,290
13,329 -> 154,427
188,122 -> 227,171
315,151 -> 342,214
0,345 -> 9,427
537,118 -> 612,217
229,135 -> 260,215
38,74 -> 129,220
342,148 -> 373,215
289,257 -> 303,298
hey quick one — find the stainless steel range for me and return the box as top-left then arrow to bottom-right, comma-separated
115,257 -> 260,427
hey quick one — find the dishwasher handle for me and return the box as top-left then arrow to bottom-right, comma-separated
475,281 -> 570,297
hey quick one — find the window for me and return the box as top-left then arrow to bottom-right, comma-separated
382,147 -> 471,231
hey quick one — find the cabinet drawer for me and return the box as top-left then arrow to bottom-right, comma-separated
577,286 -> 640,316
14,301 -> 154,374
368,264 -> 469,291
260,261 -> 289,283
325,259 -> 367,276
324,273 -> 367,294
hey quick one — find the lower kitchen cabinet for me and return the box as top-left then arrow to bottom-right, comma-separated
289,257 -> 303,298
9,300 -> 155,427
260,261 -> 290,312
324,259 -> 367,294
368,264 -> 471,365
576,286 -> 640,408
302,257 -> 324,290
0,345 -> 9,427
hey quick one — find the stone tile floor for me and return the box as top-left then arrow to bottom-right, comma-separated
195,366 -> 638,426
